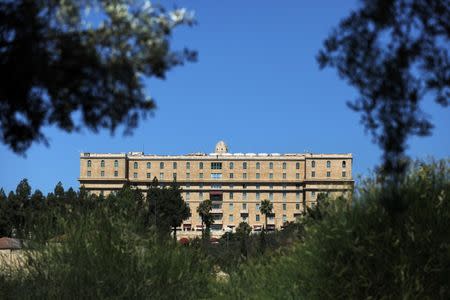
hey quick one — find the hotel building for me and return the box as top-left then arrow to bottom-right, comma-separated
79,141 -> 353,233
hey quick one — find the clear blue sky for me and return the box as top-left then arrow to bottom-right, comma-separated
1,0 -> 449,194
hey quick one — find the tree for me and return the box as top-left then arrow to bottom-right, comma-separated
235,221 -> 252,259
259,199 -> 273,232
0,0 -> 196,154
317,0 -> 449,178
0,188 -> 11,237
146,179 -> 190,240
197,199 -> 214,240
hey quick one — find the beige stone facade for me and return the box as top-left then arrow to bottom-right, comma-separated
79,141 -> 353,234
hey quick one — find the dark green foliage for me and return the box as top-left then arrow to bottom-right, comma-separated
197,199 -> 214,239
0,0 -> 196,154
221,159 -> 450,299
318,0 -> 449,177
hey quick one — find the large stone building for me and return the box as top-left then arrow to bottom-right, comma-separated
79,141 -> 353,233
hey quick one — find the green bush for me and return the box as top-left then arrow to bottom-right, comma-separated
219,160 -> 450,299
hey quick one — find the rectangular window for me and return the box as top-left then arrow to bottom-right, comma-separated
186,192 -> 190,200
283,173 -> 287,179
173,162 -> 177,169
296,162 -> 300,169
283,185 -> 287,190
186,162 -> 190,169
229,192 -> 234,200
134,162 -> 138,169
114,160 -> 118,168
229,215 -> 234,222
256,203 -> 260,211
342,171 -> 346,177
327,171 -> 331,177
269,193 -> 273,201
256,173 -> 260,179
133,172 -> 138,178
243,173 -> 247,179
199,162 -> 203,169
296,203 -> 300,210
311,191 -> 316,197
283,215 -> 287,222
283,203 -> 287,211
311,171 -> 316,178
147,173 -> 151,179
256,184 -> 260,189
327,161 -> 331,168
199,183 -> 203,188
296,184 -> 300,189
256,214 -> 260,222
87,170 -> 91,177
256,192 -> 260,200
186,173 -> 190,179
211,173 -> 222,179
160,173 -> 164,180
243,162 -> 247,169
256,162 -> 260,169
199,192 -> 203,200
229,173 -> 234,179
269,162 -> 273,169
229,203 -> 234,210
269,185 -> 273,189
269,173 -> 273,179
311,161 -> 315,168
242,203 -> 247,210
283,192 -> 286,200
173,173 -> 177,180
243,192 -> 247,200
114,171 -> 118,177
229,162 -> 234,169
212,184 -> 221,189
101,171 -> 105,177
342,161 -> 346,168
296,173 -> 300,179
283,162 -> 287,169
296,192 -> 300,200
211,162 -> 222,170
147,162 -> 151,169
199,173 -> 204,179
160,162 -> 164,169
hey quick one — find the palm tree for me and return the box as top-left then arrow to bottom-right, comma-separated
197,199 -> 214,239
259,199 -> 273,233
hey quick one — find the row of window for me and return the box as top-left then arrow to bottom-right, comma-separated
186,191 -> 305,201
192,213 -> 294,223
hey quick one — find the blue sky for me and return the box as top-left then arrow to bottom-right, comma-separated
1,0 -> 449,193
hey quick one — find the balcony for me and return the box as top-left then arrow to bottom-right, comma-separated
211,208 -> 223,214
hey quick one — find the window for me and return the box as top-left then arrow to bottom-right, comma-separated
133,172 -> 138,178
269,192 -> 273,200
199,192 -> 203,200
173,173 -> 177,180
296,173 -> 300,179
186,192 -> 190,200
296,192 -> 300,200
87,170 -> 91,177
87,160 -> 92,168
311,160 -> 316,168
296,162 -> 300,169
147,173 -> 151,179
256,173 -> 260,179
159,173 -> 164,180
296,203 -> 300,210
230,184 -> 234,189
186,173 -> 190,179
243,192 -> 247,200
160,162 -> 164,169
134,162 -> 138,169
229,192 -> 234,199
296,184 -> 300,189
147,162 -> 151,169
186,183 -> 190,188
199,173 -> 204,179
327,171 -> 331,177
243,162 -> 247,169
342,160 -> 346,168
256,203 -> 260,211
199,184 -> 203,188
243,173 -> 247,179
283,192 -> 286,200
283,185 -> 287,190
114,160 -> 118,168
211,173 -> 222,179
243,184 -> 247,189
199,162 -> 203,169
269,162 -> 273,169
268,215 -> 274,221
256,184 -> 260,189
311,191 -> 316,197
242,203 -> 247,210
212,184 -> 221,189
229,173 -> 234,179
186,162 -> 190,169
311,171 -> 316,177
269,173 -> 273,179
101,160 -> 105,168
342,171 -> 346,177
211,162 -> 222,169
282,162 -> 287,169
256,192 -> 260,200
283,173 -> 287,179
256,162 -> 260,169
327,161 -> 331,168
101,171 -> 105,177
173,162 -> 177,169
229,162 -> 234,169
283,203 -> 287,211
114,171 -> 118,177
256,214 -> 260,222
269,184 -> 273,189
229,203 -> 234,210
229,215 -> 234,222
283,215 -> 287,223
